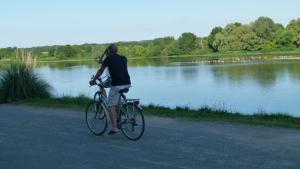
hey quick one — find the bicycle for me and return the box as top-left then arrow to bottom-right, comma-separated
85,76 -> 145,141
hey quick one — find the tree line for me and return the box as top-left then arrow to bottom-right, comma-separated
1,17 -> 300,60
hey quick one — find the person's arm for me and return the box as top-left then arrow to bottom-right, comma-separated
90,64 -> 106,85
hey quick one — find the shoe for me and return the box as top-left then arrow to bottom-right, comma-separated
107,130 -> 118,135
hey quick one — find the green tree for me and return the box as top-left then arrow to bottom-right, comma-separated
56,45 -> 76,58
208,27 -> 223,51
48,47 -> 55,57
241,32 -> 263,51
227,25 -> 251,50
163,41 -> 181,56
177,32 -> 197,54
212,33 -> 229,52
91,44 -> 106,58
64,45 -> 76,57
152,37 -> 176,56
153,37 -> 175,46
118,45 -> 130,56
224,22 -> 242,34
196,37 -> 208,49
131,45 -> 146,57
83,45 -> 92,53
262,41 -> 277,51
252,17 -> 280,41
274,30 -> 296,49
287,19 -> 300,47
0,47 -> 16,59
144,44 -> 162,57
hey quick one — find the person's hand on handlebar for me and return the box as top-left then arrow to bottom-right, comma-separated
89,79 -> 96,86
89,75 -> 97,86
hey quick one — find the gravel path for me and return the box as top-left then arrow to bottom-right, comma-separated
0,104 -> 300,169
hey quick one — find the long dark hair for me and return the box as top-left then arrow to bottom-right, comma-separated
97,44 -> 118,64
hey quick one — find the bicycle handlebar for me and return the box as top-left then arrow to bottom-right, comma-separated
90,75 -> 111,88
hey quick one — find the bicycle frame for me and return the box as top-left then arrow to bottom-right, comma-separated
93,76 -> 142,126
94,78 -> 126,122
87,76 -> 145,140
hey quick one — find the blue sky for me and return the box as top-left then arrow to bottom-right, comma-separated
0,0 -> 299,47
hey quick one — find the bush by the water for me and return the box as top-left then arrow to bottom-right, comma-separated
0,63 -> 51,102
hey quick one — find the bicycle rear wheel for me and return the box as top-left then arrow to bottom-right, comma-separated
120,103 -> 145,141
86,101 -> 107,135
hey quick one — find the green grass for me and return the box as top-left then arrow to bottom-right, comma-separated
18,96 -> 300,130
144,105 -> 300,129
0,63 -> 51,103
21,95 -> 91,109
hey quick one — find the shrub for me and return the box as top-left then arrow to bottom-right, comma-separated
0,63 -> 51,102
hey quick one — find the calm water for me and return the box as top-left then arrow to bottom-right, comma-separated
21,58 -> 300,116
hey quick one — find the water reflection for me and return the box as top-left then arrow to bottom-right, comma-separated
38,60 -> 97,69
211,62 -> 289,88
286,62 -> 300,81
164,67 -> 179,81
34,56 -> 214,68
2,58 -> 300,90
179,66 -> 199,81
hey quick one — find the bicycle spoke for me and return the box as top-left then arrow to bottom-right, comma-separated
86,101 -> 108,135
120,104 -> 145,141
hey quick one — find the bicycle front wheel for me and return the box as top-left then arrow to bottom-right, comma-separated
120,104 -> 145,141
86,101 -> 107,135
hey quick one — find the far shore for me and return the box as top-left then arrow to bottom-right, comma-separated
1,51 -> 300,64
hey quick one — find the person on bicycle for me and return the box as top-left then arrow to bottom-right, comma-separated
89,44 -> 131,135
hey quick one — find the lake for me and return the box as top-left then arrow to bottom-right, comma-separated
9,57 -> 300,116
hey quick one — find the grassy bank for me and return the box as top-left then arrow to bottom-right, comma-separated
18,96 -> 300,130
